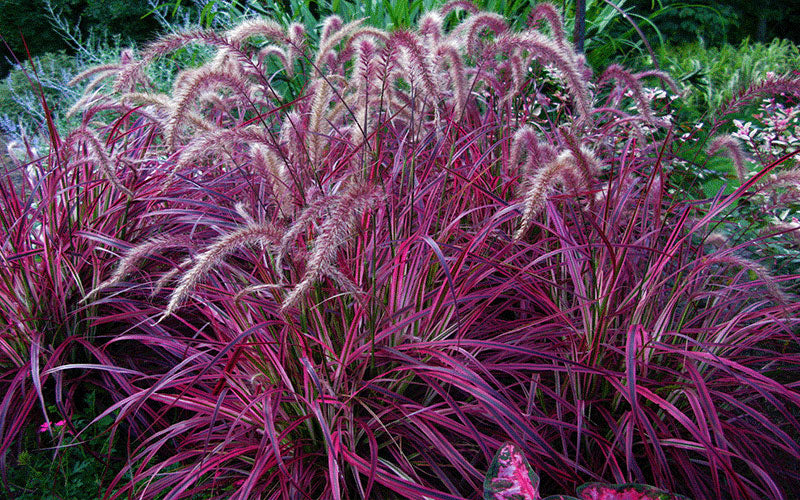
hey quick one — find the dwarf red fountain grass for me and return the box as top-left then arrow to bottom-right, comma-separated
2,2 -> 799,499
0,106 -> 175,486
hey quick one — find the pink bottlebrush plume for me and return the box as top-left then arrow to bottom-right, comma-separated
754,169 -> 800,193
119,48 -> 134,65
250,143 -> 292,217
515,150 -> 577,239
64,128 -> 133,197
484,443 -> 540,500
279,110 -> 306,166
499,31 -> 592,118
705,134 -> 750,183
321,15 -> 344,43
389,30 -> 442,105
225,18 -> 286,46
282,183 -> 384,310
165,67 -> 256,150
701,251 -> 789,305
527,2 -> 567,49
717,73 -> 800,117
460,12 -> 508,58
509,125 -> 557,174
598,64 -> 658,125
307,77 -> 338,168
284,22 -> 307,75
561,132 -> 601,190
315,18 -> 367,76
113,29 -> 229,93
436,43 -> 468,121
762,220 -> 800,246
68,63 -> 124,90
634,69 -> 680,95
440,0 -> 479,16
418,11 -> 444,42
160,126 -> 274,193
353,38 -> 378,95
119,91 -> 209,133
349,39 -> 380,142
275,194 -> 336,274
338,27 -> 388,65
496,52 -> 525,105
84,235 -> 195,300
66,89 -> 115,119
288,22 -> 306,48
257,45 -> 291,75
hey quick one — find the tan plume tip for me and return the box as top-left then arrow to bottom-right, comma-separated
162,224 -> 281,319
315,18 -> 366,76
85,235 -> 192,301
704,252 -> 789,304
706,134 -> 749,183
599,64 -> 658,125
528,3 -> 567,47
65,128 -> 133,197
514,150 -> 576,239
502,31 -> 592,118
440,0 -> 479,15
225,18 -> 286,45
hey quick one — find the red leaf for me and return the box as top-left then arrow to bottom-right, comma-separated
484,443 -> 540,500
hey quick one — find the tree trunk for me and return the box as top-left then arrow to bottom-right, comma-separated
756,14 -> 767,42
575,0 -> 586,52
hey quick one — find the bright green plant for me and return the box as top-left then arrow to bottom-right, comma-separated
5,392 -> 123,500
658,38 -> 800,118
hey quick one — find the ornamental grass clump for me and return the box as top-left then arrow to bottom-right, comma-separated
3,2 -> 800,499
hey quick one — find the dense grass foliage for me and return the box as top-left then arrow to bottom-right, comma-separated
1,2 -> 799,499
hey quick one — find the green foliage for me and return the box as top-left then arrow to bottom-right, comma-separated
0,0 -> 80,71
639,1 -> 737,46
5,392 -> 123,500
660,38 -> 800,118
0,51 -> 81,137
627,0 -> 800,47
